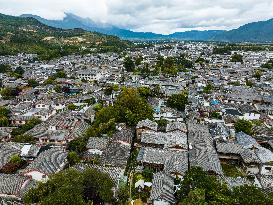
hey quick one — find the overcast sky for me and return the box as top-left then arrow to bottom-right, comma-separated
1,0 -> 273,34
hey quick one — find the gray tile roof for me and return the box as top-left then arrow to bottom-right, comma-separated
141,131 -> 187,149
165,121 -> 187,132
150,172 -> 176,204
86,137 -> 109,150
216,142 -> 244,155
136,119 -> 158,131
164,151 -> 188,175
188,122 -> 223,175
236,132 -> 258,149
137,147 -> 184,166
22,148 -> 67,175
0,174 -> 35,199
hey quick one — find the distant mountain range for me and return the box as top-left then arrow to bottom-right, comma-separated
20,13 -> 273,42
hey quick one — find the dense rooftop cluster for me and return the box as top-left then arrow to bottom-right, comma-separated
0,41 -> 272,204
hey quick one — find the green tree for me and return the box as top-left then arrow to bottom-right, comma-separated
246,78 -> 254,87
9,154 -> 23,165
12,66 -> 25,78
11,118 -> 41,137
54,70 -> 67,78
115,88 -> 154,126
167,91 -> 188,111
135,55 -> 143,66
101,85 -> 117,98
0,106 -> 10,126
82,168 -> 114,203
210,111 -> 222,120
13,134 -> 35,143
0,87 -> 21,100
234,119 -> 253,135
67,104 -> 77,111
0,106 -> 10,117
180,188 -> 208,205
24,168 -> 114,205
261,59 -> 273,69
253,70 -> 262,80
27,79 -> 39,87
203,83 -> 213,94
44,76 -> 56,85
67,151 -> 81,166
232,185 -> 268,205
231,53 -> 243,63
137,87 -> 152,99
140,63 -> 150,77
0,116 -> 9,127
0,64 -> 11,73
54,85 -> 62,93
83,97 -> 96,105
124,56 -> 135,72
24,169 -> 86,205
177,167 -> 234,204
68,137 -> 88,154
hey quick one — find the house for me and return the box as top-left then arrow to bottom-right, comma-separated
165,121 -> 187,133
149,172 -> 176,205
0,174 -> 35,201
137,147 -> 185,171
86,137 -> 109,156
21,148 -> 67,181
0,143 -> 21,170
188,122 -> 223,175
163,151 -> 188,177
141,131 -> 187,150
76,68 -> 102,81
136,119 -> 158,140
100,141 -> 131,168
0,128 -> 12,142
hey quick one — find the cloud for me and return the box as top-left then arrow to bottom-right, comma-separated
0,0 -> 273,34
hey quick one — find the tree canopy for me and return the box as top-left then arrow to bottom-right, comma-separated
70,88 -> 153,153
177,167 -> 273,205
231,53 -> 243,63
124,56 -> 135,72
24,168 -> 114,205
167,91 -> 188,111
234,119 -> 253,135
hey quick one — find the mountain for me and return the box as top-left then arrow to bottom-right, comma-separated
20,13 -> 160,39
0,13 -> 131,59
21,13 -> 225,41
168,30 -> 224,41
23,13 -> 273,42
213,18 -> 273,42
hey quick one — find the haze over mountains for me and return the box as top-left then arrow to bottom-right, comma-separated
17,13 -> 273,42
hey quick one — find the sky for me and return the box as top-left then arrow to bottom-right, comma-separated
1,0 -> 273,34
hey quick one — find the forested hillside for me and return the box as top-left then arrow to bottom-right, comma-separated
0,13 -> 131,60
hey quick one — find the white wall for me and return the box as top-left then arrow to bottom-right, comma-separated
24,171 -> 48,181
